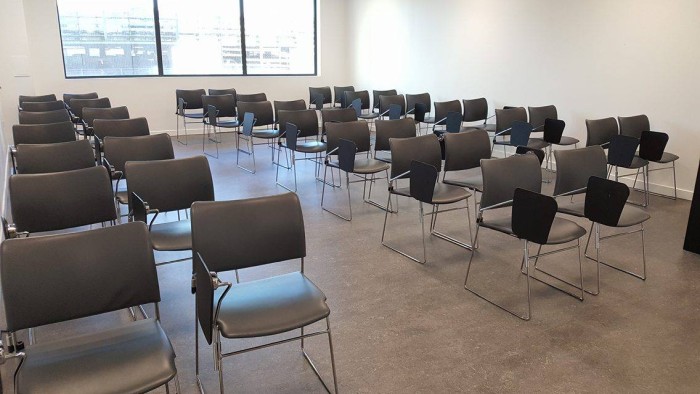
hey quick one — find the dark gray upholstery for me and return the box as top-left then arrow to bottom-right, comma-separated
237,100 -> 274,125
9,166 -> 117,233
175,89 -> 205,110
480,154 -> 542,209
18,109 -> 71,125
21,100 -> 65,112
309,87 -> 332,106
434,100 -> 462,124
126,156 -> 214,213
236,92 -> 267,103
618,114 -> 649,139
379,94 -> 406,116
16,139 -> 95,174
278,109 -> 319,137
462,98 -> 488,122
406,93 -> 431,114
19,94 -> 57,106
375,118 -> 417,152
103,133 -> 174,173
12,121 -> 76,145
481,215 -> 586,244
325,120 -> 372,153
372,89 -> 397,111
388,134 -> 442,179
333,86 -> 354,106
202,94 -> 237,118
274,99 -> 307,122
528,105 -> 557,131
553,145 -> 607,196
63,92 -> 98,108
345,90 -> 371,111
320,108 -> 358,133
208,88 -> 236,97
93,117 -> 150,140
191,192 -> 306,272
495,107 -> 528,133
216,272 -> 329,338
444,129 -> 491,172
82,106 -> 129,128
69,97 -> 111,119
585,117 -> 618,147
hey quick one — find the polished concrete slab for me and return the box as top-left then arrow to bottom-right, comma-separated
2,133 -> 699,393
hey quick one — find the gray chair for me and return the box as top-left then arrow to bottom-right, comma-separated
20,100 -> 65,112
82,106 -> 130,136
236,102 -> 281,173
442,129 -> 492,216
5,166 -> 117,238
464,154 -> 586,320
619,114 -> 679,200
372,89 -> 397,112
175,88 -> 206,145
15,139 -> 95,174
462,98 -> 496,133
381,134 -> 473,264
406,93 -> 434,133
18,94 -> 57,108
378,94 -> 406,119
433,100 -> 463,131
374,118 -> 416,163
333,85 -> 354,107
102,133 -> 175,214
63,92 -> 98,109
321,121 -> 390,221
93,117 -> 150,162
309,86 -> 332,109
191,192 -> 338,393
208,88 -> 236,97
276,109 -> 326,191
202,94 -> 238,158
584,176 -> 650,295
18,109 -> 71,125
320,107 -> 358,134
553,145 -> 608,216
236,92 -> 267,103
274,99 -> 307,126
585,117 -> 618,148
12,121 -> 76,145
127,156 -> 214,267
0,222 -> 180,393
492,107 -> 548,155
69,97 -> 112,138
346,90 -> 380,126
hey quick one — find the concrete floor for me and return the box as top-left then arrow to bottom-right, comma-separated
2,133 -> 699,393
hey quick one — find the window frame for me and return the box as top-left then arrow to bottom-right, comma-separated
56,0 -> 318,79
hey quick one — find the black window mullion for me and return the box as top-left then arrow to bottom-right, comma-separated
153,0 -> 164,75
239,0 -> 247,75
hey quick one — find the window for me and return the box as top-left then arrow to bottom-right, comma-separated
57,0 -> 317,78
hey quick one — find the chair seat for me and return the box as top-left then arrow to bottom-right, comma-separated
328,158 -> 390,174
393,182 -> 471,204
556,201 -> 585,217
206,119 -> 239,128
644,151 -> 679,164
217,272 -> 329,338
443,174 -> 484,192
420,116 -> 436,124
359,113 -> 379,120
150,220 -> 192,251
619,156 -> 649,169
295,140 -> 327,153
471,123 -> 497,133
554,135 -> 579,146
252,129 -> 280,139
116,190 -> 128,205
557,201 -> 650,227
16,318 -> 176,394
482,216 -> 586,245
525,138 -> 551,150
183,113 -> 205,119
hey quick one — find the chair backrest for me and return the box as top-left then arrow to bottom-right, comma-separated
192,192 -> 305,272
444,129 -> 491,171
388,134 -> 442,179
334,85 -> 355,107
618,114 -> 649,139
325,121 -> 371,153
103,133 -> 175,173
126,155 -> 214,213
543,118 -> 566,144
82,106 -> 130,128
480,154 -> 542,209
15,139 -> 95,174
372,89 -> 397,111
18,109 -> 71,125
495,107 -> 527,134
584,176 -> 630,226
0,221 -> 159,332
345,90 -> 371,111
236,92 -> 267,103
320,108 -> 357,133
434,100 -> 462,125
9,166 -> 117,233
406,93 -> 431,116
237,100 -> 274,126
19,94 -> 57,106
277,109 -> 319,138
208,88 -> 236,97
20,100 -> 65,112
202,94 -> 237,118
375,118 -> 417,152
512,188 -> 557,244
63,92 -> 98,108
175,89 -> 206,110
462,98 -> 489,122
12,121 -> 76,145
607,134 -> 640,167
639,130 -> 669,162
379,94 -> 406,116
445,112 -> 462,132
553,145 -> 607,196
515,146 -> 545,164
585,117 -> 618,147
510,120 -> 533,146
274,99 -> 307,123
528,105 -> 558,131
309,86 -> 332,107
409,160 -> 438,204
93,117 -> 150,140
69,97 -> 111,119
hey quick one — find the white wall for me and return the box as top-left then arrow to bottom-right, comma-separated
1,0 -> 350,135
347,0 -> 700,199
